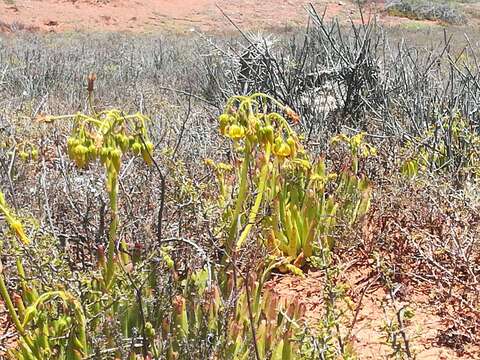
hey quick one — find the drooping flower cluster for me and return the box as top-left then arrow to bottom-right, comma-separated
16,142 -> 39,162
218,94 -> 302,160
66,110 -> 154,173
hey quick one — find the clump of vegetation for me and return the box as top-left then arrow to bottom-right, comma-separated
0,11 -> 479,360
0,86 -> 372,358
401,111 -> 480,181
385,0 -> 466,24
209,94 -> 372,274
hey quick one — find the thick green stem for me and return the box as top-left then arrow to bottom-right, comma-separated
0,263 -> 25,335
105,171 -> 119,290
227,143 -> 252,253
16,258 -> 37,306
236,144 -> 271,250
0,260 -> 36,354
70,296 -> 88,353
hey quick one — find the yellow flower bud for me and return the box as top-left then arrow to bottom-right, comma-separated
286,136 -> 296,157
110,148 -> 122,173
11,220 -> 29,244
145,322 -> 155,338
273,142 -> 291,158
204,158 -> 215,167
326,173 -> 338,181
19,151 -> 29,161
261,125 -> 274,145
330,133 -> 349,145
117,134 -> 130,152
87,144 -> 97,161
100,147 -> 110,164
67,137 -> 79,160
31,148 -> 39,160
351,133 -> 365,148
74,145 -> 88,168
131,142 -> 142,155
217,163 -> 232,172
219,114 -> 230,135
228,124 -> 245,141
75,144 -> 89,156
141,141 -> 154,166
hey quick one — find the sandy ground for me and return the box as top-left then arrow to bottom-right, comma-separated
268,266 -> 480,359
0,0 -> 435,33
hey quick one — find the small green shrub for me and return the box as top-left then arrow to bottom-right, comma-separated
210,94 -> 373,272
400,112 -> 480,180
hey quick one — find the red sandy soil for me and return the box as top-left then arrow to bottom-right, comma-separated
0,0 -> 433,33
268,265 -> 480,359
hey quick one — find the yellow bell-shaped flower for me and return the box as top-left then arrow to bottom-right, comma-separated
227,124 -> 245,141
273,141 -> 291,158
